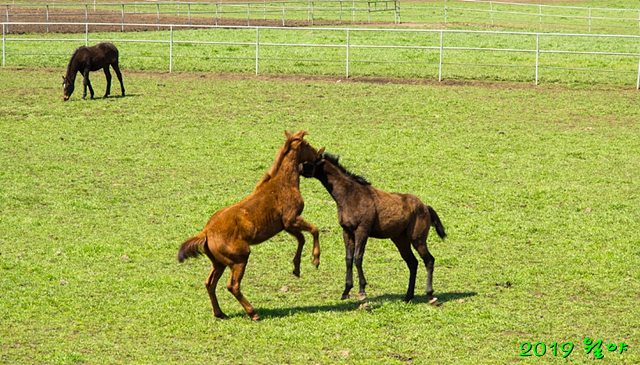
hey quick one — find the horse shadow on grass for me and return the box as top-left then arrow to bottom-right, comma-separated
245,291 -> 478,320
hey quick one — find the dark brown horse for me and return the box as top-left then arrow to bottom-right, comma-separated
178,131 -> 325,321
302,153 -> 446,303
63,42 -> 125,101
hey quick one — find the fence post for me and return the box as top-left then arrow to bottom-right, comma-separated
367,2 -> 370,23
637,55 -> 640,90
346,29 -> 350,77
85,4 -> 88,24
490,2 -> 493,26
122,4 -> 125,32
444,0 -> 447,24
5,5 -> 9,34
264,0 -> 266,20
188,4 -> 191,28
535,34 -> 539,85
352,0 -> 355,22
46,5 -> 49,33
255,27 -> 259,75
588,8 -> 591,32
215,3 -> 218,26
339,1 -> 342,24
157,4 -> 160,30
169,25 -> 173,73
438,30 -> 443,81
282,2 -> 285,26
2,23 -> 5,67
311,2 -> 314,25
247,3 -> 250,26
539,5 -> 542,31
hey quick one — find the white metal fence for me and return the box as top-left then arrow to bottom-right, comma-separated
2,21 -> 640,89
1,0 -> 399,31
403,0 -> 640,34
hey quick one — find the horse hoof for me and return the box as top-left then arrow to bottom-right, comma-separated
340,294 -> 349,300
428,297 -> 439,306
214,313 -> 229,320
358,293 -> 367,301
250,314 -> 260,321
312,259 -> 320,268
292,269 -> 300,278
403,296 -> 413,303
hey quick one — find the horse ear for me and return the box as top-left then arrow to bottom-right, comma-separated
284,130 -> 292,139
318,147 -> 325,156
295,130 -> 309,139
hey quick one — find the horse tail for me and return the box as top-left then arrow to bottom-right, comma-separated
427,206 -> 447,240
177,231 -> 207,263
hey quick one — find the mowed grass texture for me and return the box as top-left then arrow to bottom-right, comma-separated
1,69 -> 640,364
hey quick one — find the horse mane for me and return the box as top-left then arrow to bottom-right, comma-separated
65,47 -> 84,78
323,152 -> 371,186
256,132 -> 305,186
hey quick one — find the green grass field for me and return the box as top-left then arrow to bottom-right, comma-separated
1,68 -> 639,364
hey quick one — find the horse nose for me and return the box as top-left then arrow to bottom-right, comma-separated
63,95 -> 69,101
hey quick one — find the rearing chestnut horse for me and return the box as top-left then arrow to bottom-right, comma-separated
178,131 -> 325,321
62,42 -> 125,101
302,153 -> 446,303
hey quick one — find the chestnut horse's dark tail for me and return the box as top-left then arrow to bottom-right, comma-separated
177,232 -> 207,262
427,206 -> 447,239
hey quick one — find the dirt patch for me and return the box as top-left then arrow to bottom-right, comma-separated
1,5 -> 396,34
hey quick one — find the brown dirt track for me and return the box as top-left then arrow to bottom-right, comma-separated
2,5 -> 385,34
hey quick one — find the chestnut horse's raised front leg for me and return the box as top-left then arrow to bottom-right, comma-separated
284,215 -> 320,277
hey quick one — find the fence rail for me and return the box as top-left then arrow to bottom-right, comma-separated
2,21 -> 640,89
402,0 -> 640,34
1,0 -> 399,31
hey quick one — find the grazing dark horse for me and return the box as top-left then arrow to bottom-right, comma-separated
178,130 -> 325,321
302,153 -> 446,303
62,42 -> 125,101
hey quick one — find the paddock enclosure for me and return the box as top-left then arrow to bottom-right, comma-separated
1,0 -> 640,364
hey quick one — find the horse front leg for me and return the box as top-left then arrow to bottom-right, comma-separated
103,66 -> 112,98
353,229 -> 369,301
285,229 -> 305,277
341,229 -> 355,300
82,69 -> 94,99
283,215 -> 320,275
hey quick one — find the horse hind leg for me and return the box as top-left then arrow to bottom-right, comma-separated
103,66 -> 112,98
112,61 -> 125,96
227,261 -> 259,321
411,237 -> 437,304
391,236 -> 419,302
205,262 -> 228,319
202,244 -> 229,319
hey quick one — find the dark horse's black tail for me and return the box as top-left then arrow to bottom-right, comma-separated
427,206 -> 447,239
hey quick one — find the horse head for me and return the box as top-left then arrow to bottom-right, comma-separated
285,130 -> 325,166
62,76 -> 74,101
